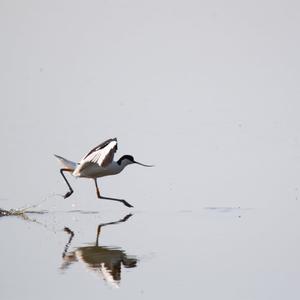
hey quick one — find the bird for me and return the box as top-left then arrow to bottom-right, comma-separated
54,138 -> 153,207
61,214 -> 137,288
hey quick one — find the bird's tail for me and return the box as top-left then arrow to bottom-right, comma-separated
54,154 -> 77,171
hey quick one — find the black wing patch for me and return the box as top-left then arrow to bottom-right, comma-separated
83,138 -> 117,160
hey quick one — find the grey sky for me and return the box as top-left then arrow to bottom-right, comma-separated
1,0 -> 300,210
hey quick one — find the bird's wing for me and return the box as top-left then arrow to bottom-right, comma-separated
78,138 -> 118,168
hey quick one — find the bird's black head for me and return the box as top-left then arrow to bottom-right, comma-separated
117,155 -> 154,167
117,155 -> 135,165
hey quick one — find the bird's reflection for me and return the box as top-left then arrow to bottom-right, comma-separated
61,214 -> 137,288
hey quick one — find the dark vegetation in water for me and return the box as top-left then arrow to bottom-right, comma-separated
0,204 -> 47,218
0,196 -> 52,217
0,207 -> 29,217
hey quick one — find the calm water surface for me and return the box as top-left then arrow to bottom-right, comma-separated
1,204 -> 300,300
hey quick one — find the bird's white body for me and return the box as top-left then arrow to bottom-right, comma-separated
73,160 -> 126,178
55,155 -> 127,178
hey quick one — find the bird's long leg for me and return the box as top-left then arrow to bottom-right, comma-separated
62,227 -> 74,258
60,169 -> 74,199
96,225 -> 101,246
96,214 -> 133,246
94,178 -> 101,198
93,179 -> 134,208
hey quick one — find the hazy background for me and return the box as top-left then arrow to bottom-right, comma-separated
1,0 -> 300,210
1,1 -> 300,299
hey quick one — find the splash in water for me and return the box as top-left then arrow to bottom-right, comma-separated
0,193 -> 56,217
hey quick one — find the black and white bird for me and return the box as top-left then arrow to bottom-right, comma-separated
61,214 -> 137,288
54,138 -> 153,207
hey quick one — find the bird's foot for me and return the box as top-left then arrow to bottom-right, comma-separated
99,195 -> 134,208
64,191 -> 73,199
121,200 -> 134,208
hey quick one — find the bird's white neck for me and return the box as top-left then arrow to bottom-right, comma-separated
111,160 -> 131,174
